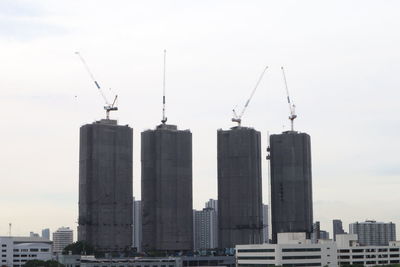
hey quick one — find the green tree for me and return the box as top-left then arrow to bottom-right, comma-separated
62,241 -> 96,255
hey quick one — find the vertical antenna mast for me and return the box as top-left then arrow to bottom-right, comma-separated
281,66 -> 297,131
9,223 -> 12,237
161,49 -> 167,124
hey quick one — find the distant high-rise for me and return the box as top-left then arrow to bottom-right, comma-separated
41,228 -> 50,240
141,124 -> 193,252
218,127 -> 263,248
205,199 -> 218,213
193,207 -> 218,250
333,219 -> 346,241
53,227 -> 73,254
78,119 -> 133,252
262,204 -> 269,243
269,131 -> 313,243
132,197 -> 142,252
349,220 -> 396,246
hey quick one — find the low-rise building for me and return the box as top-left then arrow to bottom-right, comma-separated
59,255 -> 183,267
336,234 -> 400,266
0,236 -> 52,267
236,233 -> 337,267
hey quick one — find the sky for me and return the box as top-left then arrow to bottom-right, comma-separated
0,0 -> 399,240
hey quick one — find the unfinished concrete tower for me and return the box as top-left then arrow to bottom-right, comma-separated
78,119 -> 133,252
141,124 -> 193,252
269,131 -> 313,243
217,126 -> 263,248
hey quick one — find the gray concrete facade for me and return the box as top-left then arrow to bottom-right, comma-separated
217,127 -> 263,248
141,124 -> 193,252
78,119 -> 133,252
269,131 -> 313,243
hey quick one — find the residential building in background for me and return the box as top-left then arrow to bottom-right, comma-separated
218,127 -> 263,248
269,131 -> 313,243
78,119 -> 133,252
29,232 -> 40,238
0,236 -> 52,267
132,197 -> 142,252
236,232 -> 337,267
205,199 -> 218,212
262,204 -> 269,243
141,124 -> 193,252
42,228 -> 50,240
333,219 -> 346,241
193,207 -> 218,250
349,220 -> 396,246
53,227 -> 73,254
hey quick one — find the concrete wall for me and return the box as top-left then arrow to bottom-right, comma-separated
217,127 -> 263,248
141,124 -> 193,251
269,131 -> 313,243
78,119 -> 133,252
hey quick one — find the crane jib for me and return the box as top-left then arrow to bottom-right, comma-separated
94,81 -> 101,89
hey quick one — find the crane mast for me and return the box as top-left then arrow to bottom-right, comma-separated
75,52 -> 118,120
232,65 -> 268,126
281,66 -> 297,131
161,49 -> 167,124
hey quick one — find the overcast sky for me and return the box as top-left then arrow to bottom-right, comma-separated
0,0 -> 399,240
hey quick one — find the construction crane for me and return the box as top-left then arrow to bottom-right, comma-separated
75,52 -> 118,120
281,66 -> 297,131
161,49 -> 167,124
232,65 -> 269,126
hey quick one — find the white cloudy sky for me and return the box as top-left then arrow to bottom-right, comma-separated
0,0 -> 399,240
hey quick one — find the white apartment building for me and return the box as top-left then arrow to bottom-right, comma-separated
53,227 -> 73,254
336,234 -> 400,266
193,207 -> 218,250
236,233 -> 338,267
0,236 -> 52,267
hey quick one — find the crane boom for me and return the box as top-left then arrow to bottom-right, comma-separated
232,65 -> 268,126
281,66 -> 297,131
75,51 -> 118,119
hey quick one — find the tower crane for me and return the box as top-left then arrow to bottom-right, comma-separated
281,66 -> 297,131
75,52 -> 118,120
232,65 -> 268,126
161,49 -> 167,124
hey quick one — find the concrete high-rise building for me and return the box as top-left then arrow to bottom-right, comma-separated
42,228 -> 50,240
205,199 -> 218,213
349,220 -> 396,246
262,204 -> 269,243
193,207 -> 218,250
53,227 -> 73,254
78,119 -> 133,252
217,127 -> 263,248
333,219 -> 346,241
30,232 -> 40,238
141,124 -> 193,252
269,131 -> 313,243
132,197 -> 142,252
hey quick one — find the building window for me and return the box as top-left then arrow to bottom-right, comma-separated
352,249 -> 363,253
238,256 -> 275,260
283,256 -> 321,260
2,250 -> 6,252
29,249 -> 38,252
238,249 -> 275,252
1,245 -> 6,247
40,249 -> 49,252
283,248 -> 321,252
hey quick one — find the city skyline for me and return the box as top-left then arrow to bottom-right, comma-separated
0,0 -> 399,240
